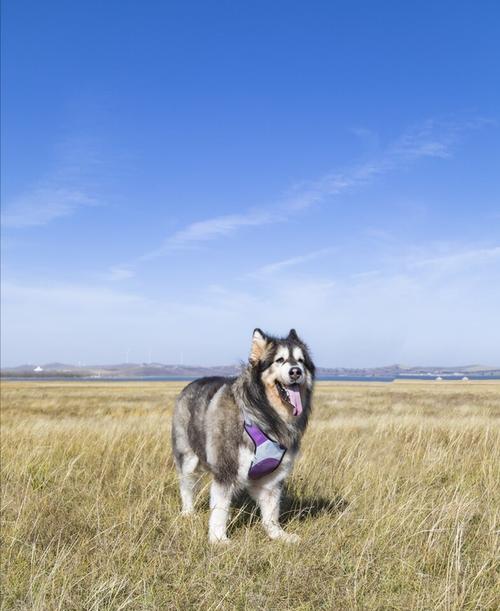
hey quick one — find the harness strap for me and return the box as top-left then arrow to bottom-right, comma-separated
243,420 -> 269,446
244,419 -> 287,479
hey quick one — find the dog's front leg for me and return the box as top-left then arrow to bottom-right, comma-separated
208,480 -> 232,543
251,483 -> 300,543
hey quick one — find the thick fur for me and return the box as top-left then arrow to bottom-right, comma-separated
171,328 -> 315,543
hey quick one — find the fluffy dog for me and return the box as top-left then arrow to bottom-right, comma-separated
171,328 -> 315,543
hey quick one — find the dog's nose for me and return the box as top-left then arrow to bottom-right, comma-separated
289,367 -> 302,380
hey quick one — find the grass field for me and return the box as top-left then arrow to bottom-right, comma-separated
1,380 -> 499,610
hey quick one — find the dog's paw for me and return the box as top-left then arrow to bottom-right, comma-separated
209,534 -> 230,545
180,508 -> 195,517
273,531 -> 301,544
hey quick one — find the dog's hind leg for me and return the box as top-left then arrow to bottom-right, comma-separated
250,483 -> 300,543
172,399 -> 201,515
208,480 -> 232,543
177,452 -> 200,515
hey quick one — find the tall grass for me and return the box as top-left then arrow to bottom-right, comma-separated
1,381 -> 499,610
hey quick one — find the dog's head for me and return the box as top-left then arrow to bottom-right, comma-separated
249,328 -> 315,417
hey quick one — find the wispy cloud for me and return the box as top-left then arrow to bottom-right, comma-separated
409,245 -> 500,271
107,265 -> 136,281
254,248 -> 332,276
138,117 -> 490,260
1,187 -> 98,228
347,243 -> 500,282
139,211 -> 277,260
2,136 -> 103,229
280,118 -> 492,214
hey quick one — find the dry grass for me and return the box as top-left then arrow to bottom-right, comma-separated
1,380 -> 499,610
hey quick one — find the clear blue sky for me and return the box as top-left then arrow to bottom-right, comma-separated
2,0 -> 499,367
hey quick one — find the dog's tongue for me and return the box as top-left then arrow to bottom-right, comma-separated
287,384 -> 303,416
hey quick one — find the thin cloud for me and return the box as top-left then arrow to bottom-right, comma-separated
2,136 -> 103,229
139,211 -> 278,260
138,117 -> 489,261
1,187 -> 98,228
107,265 -> 136,281
350,244 -> 500,280
254,248 -> 332,276
277,119 -> 470,214
409,245 -> 500,270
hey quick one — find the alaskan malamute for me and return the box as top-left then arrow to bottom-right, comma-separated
171,328 -> 315,543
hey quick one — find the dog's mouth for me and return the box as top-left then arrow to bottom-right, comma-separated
276,381 -> 303,416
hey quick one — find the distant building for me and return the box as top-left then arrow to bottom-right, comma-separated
33,366 -> 43,373
435,376 -> 443,381
462,376 -> 469,381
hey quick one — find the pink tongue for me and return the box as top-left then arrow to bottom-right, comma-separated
287,384 -> 303,416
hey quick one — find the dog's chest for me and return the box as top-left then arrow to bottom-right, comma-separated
236,442 -> 296,488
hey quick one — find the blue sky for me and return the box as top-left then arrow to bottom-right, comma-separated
1,0 -> 499,367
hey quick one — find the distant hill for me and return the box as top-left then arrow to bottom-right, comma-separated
1,362 -> 241,378
2,362 -> 499,378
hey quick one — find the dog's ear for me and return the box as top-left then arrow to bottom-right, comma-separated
250,328 -> 267,363
287,328 -> 299,341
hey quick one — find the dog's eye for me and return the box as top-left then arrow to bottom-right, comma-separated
275,357 -> 284,364
298,358 -> 304,363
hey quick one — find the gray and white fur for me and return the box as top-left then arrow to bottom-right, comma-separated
171,328 -> 315,543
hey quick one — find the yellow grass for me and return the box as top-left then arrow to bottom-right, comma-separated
1,380 -> 499,610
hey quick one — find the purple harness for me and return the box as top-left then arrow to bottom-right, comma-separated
244,419 -> 287,479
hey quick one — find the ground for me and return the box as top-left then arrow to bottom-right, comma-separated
1,380 -> 499,610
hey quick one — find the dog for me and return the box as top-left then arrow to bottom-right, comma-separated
171,328 -> 315,543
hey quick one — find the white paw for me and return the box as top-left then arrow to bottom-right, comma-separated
180,508 -> 194,516
209,534 -> 230,545
273,531 -> 300,544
